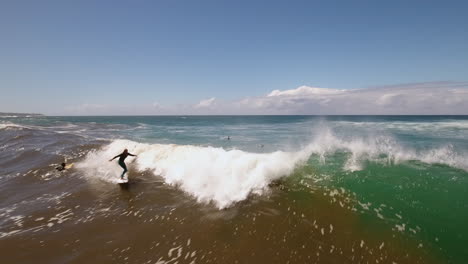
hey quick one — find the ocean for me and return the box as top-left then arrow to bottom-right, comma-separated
1,115 -> 467,263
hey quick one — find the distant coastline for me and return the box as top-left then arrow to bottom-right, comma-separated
0,112 -> 44,117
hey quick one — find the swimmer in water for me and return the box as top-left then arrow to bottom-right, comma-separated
110,149 -> 137,179
56,162 -> 67,171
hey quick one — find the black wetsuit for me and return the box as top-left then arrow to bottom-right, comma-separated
112,152 -> 136,178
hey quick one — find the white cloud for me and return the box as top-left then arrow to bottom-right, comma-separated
267,85 -> 344,97
218,82 -> 468,115
64,103 -> 106,114
153,102 -> 162,109
194,97 -> 216,109
59,82 -> 468,115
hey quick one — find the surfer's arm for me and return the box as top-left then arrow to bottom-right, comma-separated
128,153 -> 137,157
109,154 -> 121,161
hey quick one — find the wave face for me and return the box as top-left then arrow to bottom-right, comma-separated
78,139 -> 311,208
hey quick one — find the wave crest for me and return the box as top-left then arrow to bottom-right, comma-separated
77,139 -> 310,208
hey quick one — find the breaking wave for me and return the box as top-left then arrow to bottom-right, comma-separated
307,127 -> 468,171
77,139 -> 311,208
77,127 -> 468,208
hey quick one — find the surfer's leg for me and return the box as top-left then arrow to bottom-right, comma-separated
121,166 -> 128,178
119,161 -> 128,179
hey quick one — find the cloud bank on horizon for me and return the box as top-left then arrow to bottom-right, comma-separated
65,82 -> 468,115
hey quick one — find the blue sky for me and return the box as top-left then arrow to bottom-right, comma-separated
1,0 -> 467,115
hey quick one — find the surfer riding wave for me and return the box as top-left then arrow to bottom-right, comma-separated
110,149 -> 137,179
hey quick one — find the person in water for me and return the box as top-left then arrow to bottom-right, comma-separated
56,162 -> 67,171
109,149 -> 137,179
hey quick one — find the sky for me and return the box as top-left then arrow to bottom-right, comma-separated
0,0 -> 467,115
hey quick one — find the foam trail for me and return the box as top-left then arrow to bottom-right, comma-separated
78,140 -> 311,208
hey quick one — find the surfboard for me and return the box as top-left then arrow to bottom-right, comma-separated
117,177 -> 128,184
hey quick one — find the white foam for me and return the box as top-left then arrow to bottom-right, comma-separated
77,139 -> 311,208
77,127 -> 468,208
306,126 -> 468,171
0,122 -> 30,130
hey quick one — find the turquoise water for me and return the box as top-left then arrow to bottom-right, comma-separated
1,115 -> 468,262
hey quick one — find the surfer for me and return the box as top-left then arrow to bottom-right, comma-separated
109,149 -> 137,179
56,162 -> 67,171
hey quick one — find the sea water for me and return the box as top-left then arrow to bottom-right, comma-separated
1,115 -> 467,263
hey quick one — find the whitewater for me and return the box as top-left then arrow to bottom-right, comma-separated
78,126 -> 468,208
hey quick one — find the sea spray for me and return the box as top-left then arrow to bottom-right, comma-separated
307,126 -> 468,171
78,139 -> 311,208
